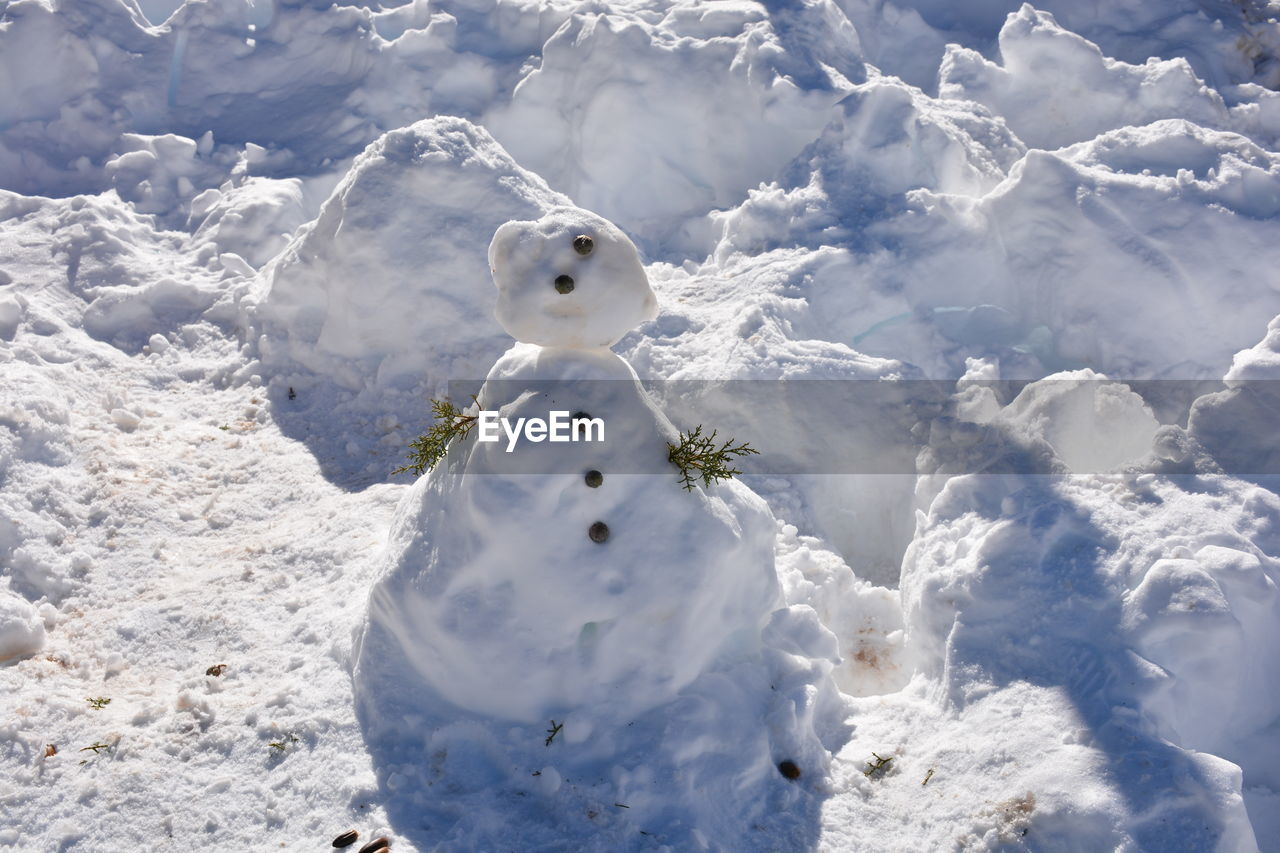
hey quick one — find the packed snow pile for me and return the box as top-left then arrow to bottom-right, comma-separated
4,0 -> 1280,850
484,1 -> 865,238
0,592 -> 47,664
1189,313 -> 1280,480
250,117 -> 567,484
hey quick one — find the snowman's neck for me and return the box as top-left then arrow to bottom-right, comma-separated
493,342 -> 638,383
531,344 -> 615,357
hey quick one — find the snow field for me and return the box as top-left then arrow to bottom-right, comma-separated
3,0 -> 1280,850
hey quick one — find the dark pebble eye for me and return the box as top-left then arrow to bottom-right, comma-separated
554,274 -> 574,294
332,830 -> 359,848
573,235 -> 594,255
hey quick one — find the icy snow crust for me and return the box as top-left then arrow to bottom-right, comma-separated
4,0 -> 1280,850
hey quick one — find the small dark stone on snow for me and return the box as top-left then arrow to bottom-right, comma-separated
589,521 -> 609,543
332,829 -> 359,848
573,234 -> 594,255
554,274 -> 575,294
357,837 -> 390,853
584,470 -> 603,488
778,760 -> 801,780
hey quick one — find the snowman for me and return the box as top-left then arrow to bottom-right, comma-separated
352,206 -> 785,726
352,208 -> 852,848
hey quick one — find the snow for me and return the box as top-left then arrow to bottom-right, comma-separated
251,117 -> 567,485
354,340 -> 785,723
983,369 -> 1163,473
939,6 -> 1254,151
352,229 -> 845,848
4,0 -> 1280,850
0,592 -> 46,663
901,472 -> 1280,851
483,1 -> 863,239
489,207 -> 658,347
353,304 -> 848,847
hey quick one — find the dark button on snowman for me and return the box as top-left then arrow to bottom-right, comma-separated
354,206 -> 782,726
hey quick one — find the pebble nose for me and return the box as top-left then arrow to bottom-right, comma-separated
555,274 -> 575,294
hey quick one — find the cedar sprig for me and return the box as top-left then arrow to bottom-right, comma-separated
667,425 -> 758,491
393,397 -> 479,477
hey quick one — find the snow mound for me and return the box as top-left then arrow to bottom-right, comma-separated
188,174 -> 315,270
993,369 -> 1161,473
705,73 -> 1023,261
252,117 -> 570,485
797,74 -> 1023,203
0,592 -> 45,664
485,2 -> 864,242
860,0 -> 1280,92
865,120 -> 1280,378
902,472 -> 1278,851
0,0 -> 557,197
939,6 -> 1233,150
1188,313 -> 1280,480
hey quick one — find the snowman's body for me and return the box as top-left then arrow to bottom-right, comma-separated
355,208 -> 781,724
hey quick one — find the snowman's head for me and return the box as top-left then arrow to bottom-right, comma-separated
489,207 -> 658,348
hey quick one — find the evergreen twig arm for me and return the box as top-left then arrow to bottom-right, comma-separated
666,425 -> 759,491
393,397 -> 479,477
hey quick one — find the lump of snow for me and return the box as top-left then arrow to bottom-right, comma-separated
801,76 -> 1023,201
192,178 -> 311,269
254,117 -> 569,395
485,5 -> 863,238
110,408 -> 142,432
703,74 -> 1024,261
939,6 -> 1230,150
876,120 -> 1280,378
249,117 -> 575,485
902,472 -> 1271,849
0,292 -> 24,340
104,133 -> 220,216
998,370 -> 1160,473
0,592 -> 46,663
1188,313 -> 1280,478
